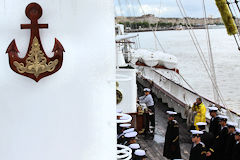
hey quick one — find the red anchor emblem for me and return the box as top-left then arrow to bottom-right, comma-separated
6,3 -> 65,82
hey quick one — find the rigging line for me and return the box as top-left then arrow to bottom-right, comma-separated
178,73 -> 207,108
127,0 -> 135,17
125,0 -> 132,17
130,0 -> 136,17
178,0 -> 219,91
202,0 -> 219,103
177,0 -> 227,108
235,0 -> 240,13
229,0 -> 240,36
137,0 -> 146,15
228,1 -> 240,49
114,6 -> 117,17
227,1 -> 240,28
176,0 -> 228,108
180,2 -> 228,110
136,0 -> 166,53
178,73 -> 198,94
153,31 -> 166,52
226,0 -> 240,50
230,0 -> 240,25
153,0 -> 164,50
201,1 -> 233,120
154,0 -> 163,32
118,0 -> 124,17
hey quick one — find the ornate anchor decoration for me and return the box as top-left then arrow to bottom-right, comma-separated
6,3 -> 65,82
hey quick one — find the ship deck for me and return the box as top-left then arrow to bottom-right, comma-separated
137,87 -> 192,160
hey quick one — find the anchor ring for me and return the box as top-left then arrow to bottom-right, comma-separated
25,3 -> 42,20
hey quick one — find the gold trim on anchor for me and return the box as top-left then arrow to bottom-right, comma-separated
13,37 -> 58,78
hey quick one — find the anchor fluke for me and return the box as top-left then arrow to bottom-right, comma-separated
52,38 -> 65,53
6,39 -> 19,54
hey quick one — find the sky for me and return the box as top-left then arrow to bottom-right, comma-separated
114,0 -> 221,18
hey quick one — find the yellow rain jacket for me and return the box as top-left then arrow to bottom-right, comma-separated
192,102 -> 206,130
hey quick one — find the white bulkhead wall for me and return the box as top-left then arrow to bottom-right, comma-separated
117,69 -> 137,113
0,0 -> 116,160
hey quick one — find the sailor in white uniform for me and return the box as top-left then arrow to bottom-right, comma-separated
139,88 -> 154,108
139,88 -> 155,138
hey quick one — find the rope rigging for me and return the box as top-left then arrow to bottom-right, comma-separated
175,0 -> 229,111
136,0 -> 166,53
215,0 -> 240,50
202,0 -> 219,104
226,0 -> 240,49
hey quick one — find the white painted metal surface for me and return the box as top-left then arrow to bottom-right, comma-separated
116,144 -> 132,160
0,0 -> 116,160
117,69 -> 137,113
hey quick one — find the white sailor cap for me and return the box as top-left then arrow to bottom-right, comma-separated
119,123 -> 131,128
116,109 -> 122,113
227,121 -> 238,127
235,128 -> 240,135
123,128 -> 134,134
218,115 -> 228,121
190,130 -> 203,136
143,88 -> 151,92
208,106 -> 218,112
120,115 -> 129,120
196,122 -> 207,126
129,143 -> 140,149
166,111 -> 177,115
209,104 -> 216,107
125,131 -> 138,138
134,149 -> 146,156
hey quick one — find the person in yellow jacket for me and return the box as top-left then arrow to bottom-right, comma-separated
192,97 -> 206,130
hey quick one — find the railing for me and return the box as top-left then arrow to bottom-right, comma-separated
136,66 -> 240,127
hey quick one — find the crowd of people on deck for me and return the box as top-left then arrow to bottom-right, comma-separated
136,88 -> 240,160
163,97 -> 240,160
117,88 -> 240,159
117,88 -> 154,160
117,111 -> 147,160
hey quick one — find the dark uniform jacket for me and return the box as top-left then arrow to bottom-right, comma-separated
189,142 -> 206,160
199,131 -> 214,160
209,117 -> 221,138
163,120 -> 181,159
224,133 -> 236,160
232,142 -> 240,160
200,131 -> 214,151
213,126 -> 228,160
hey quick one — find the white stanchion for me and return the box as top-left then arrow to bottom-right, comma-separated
117,144 -> 132,160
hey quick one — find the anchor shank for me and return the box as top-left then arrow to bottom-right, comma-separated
20,19 -> 48,53
21,21 -> 48,40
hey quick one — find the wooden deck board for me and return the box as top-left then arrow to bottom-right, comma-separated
136,95 -> 192,160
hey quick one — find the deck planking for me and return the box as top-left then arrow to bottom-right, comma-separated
137,88 -> 192,160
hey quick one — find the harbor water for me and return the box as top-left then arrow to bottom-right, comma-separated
132,28 -> 240,113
